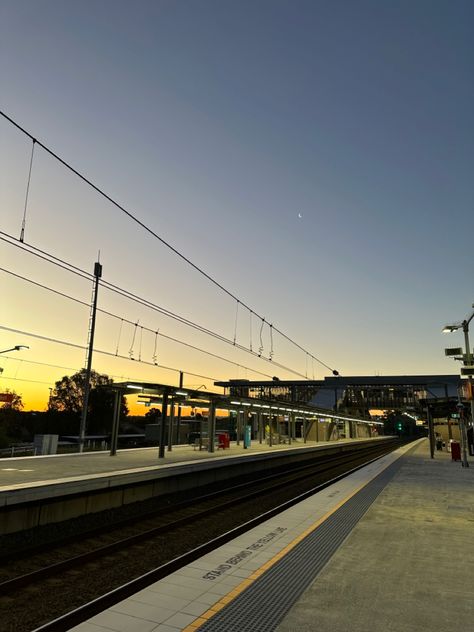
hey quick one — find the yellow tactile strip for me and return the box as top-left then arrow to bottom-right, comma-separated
181,474 -> 375,632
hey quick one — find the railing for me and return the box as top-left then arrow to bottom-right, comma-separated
0,444 -> 36,458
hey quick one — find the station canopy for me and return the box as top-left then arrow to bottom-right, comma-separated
107,381 -> 381,426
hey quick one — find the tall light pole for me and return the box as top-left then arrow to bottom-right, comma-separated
443,304 -> 474,464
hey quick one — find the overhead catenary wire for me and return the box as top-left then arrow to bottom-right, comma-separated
0,110 -> 338,376
0,235 -> 310,378
1,376 -> 58,387
0,232 -> 251,345
0,355 -> 79,373
0,265 -> 276,379
0,230 -> 321,378
0,324 -> 219,383
0,355 -> 158,385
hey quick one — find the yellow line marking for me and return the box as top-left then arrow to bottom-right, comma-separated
182,452 -> 399,632
181,485 -> 364,632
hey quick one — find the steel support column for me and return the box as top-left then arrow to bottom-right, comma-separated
208,402 -> 216,453
167,400 -> 175,452
158,390 -> 168,459
109,388 -> 121,456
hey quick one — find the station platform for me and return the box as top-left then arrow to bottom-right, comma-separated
1,437 -> 392,535
66,439 -> 473,632
0,436 -> 383,502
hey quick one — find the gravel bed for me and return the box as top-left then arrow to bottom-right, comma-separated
0,445 -> 395,632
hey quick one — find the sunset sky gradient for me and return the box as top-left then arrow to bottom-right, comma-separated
1,0 -> 473,413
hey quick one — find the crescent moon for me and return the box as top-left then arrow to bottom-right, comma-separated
298,213 -> 303,219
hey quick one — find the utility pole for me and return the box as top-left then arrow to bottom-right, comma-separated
79,260 -> 102,453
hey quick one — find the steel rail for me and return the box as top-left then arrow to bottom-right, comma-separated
2,441 -> 396,574
19,443 -> 401,632
2,440 -> 396,566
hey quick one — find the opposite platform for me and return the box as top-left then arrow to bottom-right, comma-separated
1,437 -> 392,534
66,439 -> 473,632
0,437 -> 385,500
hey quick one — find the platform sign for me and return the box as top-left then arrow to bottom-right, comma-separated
0,393 -> 14,403
445,347 -> 463,357
460,366 -> 474,376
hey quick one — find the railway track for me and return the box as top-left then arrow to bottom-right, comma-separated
0,440 -> 400,632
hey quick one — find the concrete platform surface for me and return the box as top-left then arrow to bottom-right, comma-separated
277,440 -> 474,632
61,439 -> 474,632
0,437 -> 382,490
69,438 -> 413,632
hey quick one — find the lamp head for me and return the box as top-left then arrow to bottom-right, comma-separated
442,325 -> 460,333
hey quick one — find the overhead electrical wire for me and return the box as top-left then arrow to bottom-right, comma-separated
0,376 -> 57,387
0,355 -> 79,373
0,110 -> 339,376
0,324 -> 218,383
0,233 -> 310,379
0,355 -> 162,385
0,265 -> 275,379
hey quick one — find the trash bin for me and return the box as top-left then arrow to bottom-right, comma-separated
244,425 -> 251,449
217,432 -> 230,449
451,441 -> 461,461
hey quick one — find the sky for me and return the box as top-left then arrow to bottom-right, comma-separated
0,0 -> 473,413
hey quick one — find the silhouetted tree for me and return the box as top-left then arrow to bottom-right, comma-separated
0,389 -> 23,411
144,407 -> 161,421
0,389 -> 25,446
48,369 -> 128,434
